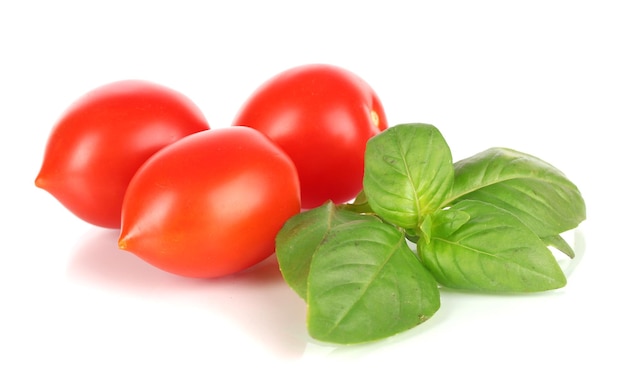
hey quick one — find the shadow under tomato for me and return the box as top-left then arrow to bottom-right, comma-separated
65,227 -> 308,359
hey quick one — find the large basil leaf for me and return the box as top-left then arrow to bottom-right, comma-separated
275,201 -> 377,300
363,123 -> 454,231
307,219 -> 440,344
449,147 -> 586,239
418,200 -> 567,292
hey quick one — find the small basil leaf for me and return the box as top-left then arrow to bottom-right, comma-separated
419,214 -> 433,244
307,219 -> 440,344
363,123 -> 454,230
275,201 -> 377,300
449,147 -> 586,237
340,190 -> 374,214
428,208 -> 471,239
418,200 -> 567,293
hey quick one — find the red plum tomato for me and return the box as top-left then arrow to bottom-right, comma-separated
232,64 -> 387,208
118,126 -> 301,278
35,80 -> 209,228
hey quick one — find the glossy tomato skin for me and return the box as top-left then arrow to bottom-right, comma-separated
118,126 -> 301,278
232,64 -> 388,208
35,80 -> 209,228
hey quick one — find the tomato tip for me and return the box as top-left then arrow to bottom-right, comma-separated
34,175 -> 45,189
118,237 -> 128,250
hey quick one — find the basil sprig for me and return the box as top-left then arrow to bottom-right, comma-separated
275,123 -> 586,345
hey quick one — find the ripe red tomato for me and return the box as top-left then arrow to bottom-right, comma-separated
35,80 -> 209,229
232,64 -> 388,209
118,126 -> 301,278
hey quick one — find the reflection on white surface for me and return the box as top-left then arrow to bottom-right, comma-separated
61,224 -> 590,362
65,228 -> 309,359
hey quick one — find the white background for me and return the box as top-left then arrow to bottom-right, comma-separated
1,1 -> 624,386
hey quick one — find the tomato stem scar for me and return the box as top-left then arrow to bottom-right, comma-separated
370,110 -> 380,128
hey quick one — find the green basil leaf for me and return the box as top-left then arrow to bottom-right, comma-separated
307,219 -> 440,344
429,207 -> 471,238
542,234 -> 576,259
449,147 -> 586,237
339,190 -> 374,214
363,123 -> 454,230
418,214 -> 433,244
418,200 -> 567,292
418,209 -> 470,244
275,201 -> 377,300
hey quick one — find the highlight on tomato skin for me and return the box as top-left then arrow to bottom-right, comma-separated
34,80 -> 209,229
117,126 -> 302,279
233,63 -> 388,209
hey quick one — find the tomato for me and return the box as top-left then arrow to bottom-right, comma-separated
232,64 -> 388,209
118,126 -> 301,278
35,80 -> 209,228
